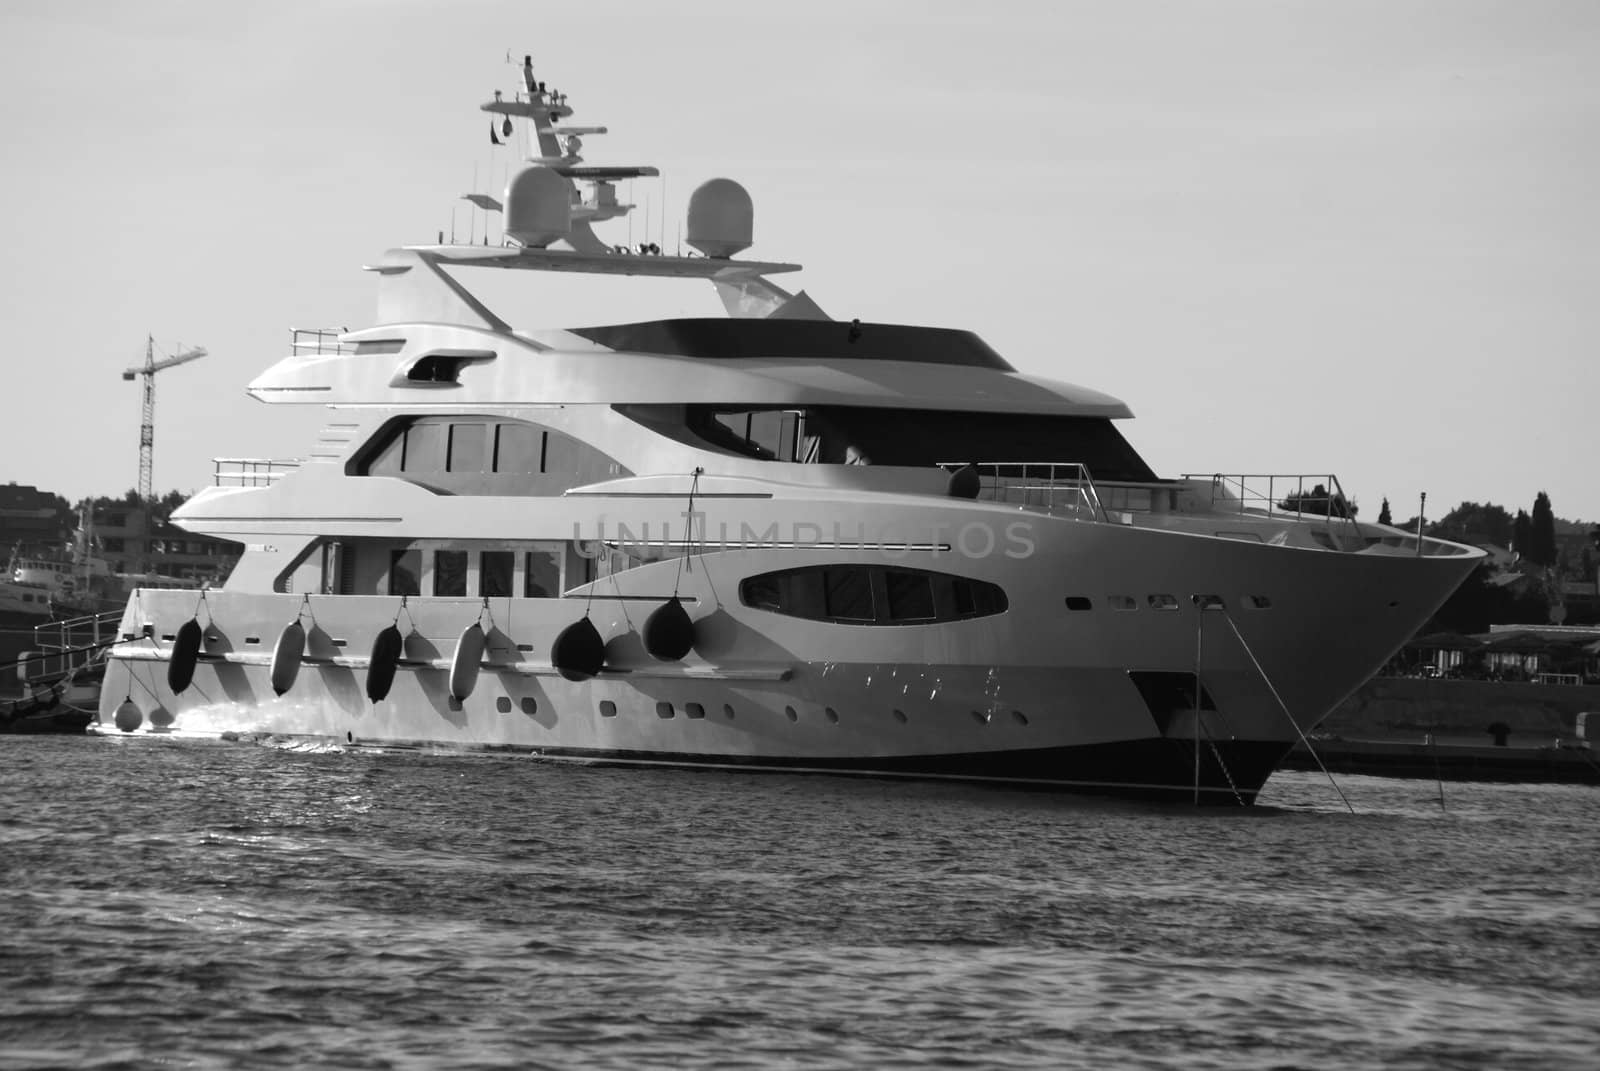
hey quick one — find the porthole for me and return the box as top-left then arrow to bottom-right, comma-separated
685,702 -> 706,719
971,710 -> 990,725
1064,596 -> 1093,612
495,696 -> 512,713
1192,594 -> 1225,611
892,708 -> 908,724
656,702 -> 675,719
1012,710 -> 1029,726
1108,596 -> 1137,611
824,707 -> 839,725
600,700 -> 617,718
520,697 -> 537,715
722,704 -> 736,720
784,705 -> 798,722
1148,594 -> 1179,611
1244,595 -> 1273,610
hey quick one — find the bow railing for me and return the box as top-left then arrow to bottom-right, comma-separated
1183,472 -> 1364,548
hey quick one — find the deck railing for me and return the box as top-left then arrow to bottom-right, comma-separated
20,610 -> 123,683
940,462 -> 1108,522
213,458 -> 302,488
291,327 -> 353,356
1183,473 -> 1364,546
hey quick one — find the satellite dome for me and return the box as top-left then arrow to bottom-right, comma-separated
686,178 -> 753,258
504,166 -> 571,248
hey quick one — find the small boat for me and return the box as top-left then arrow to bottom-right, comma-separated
2,610 -> 117,735
1,679 -> 96,734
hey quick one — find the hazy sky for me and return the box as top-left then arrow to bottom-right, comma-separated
1,0 -> 1594,523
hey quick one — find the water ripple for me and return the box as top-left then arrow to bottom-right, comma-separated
2,737 -> 1596,1069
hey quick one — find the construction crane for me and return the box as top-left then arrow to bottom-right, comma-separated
122,335 -> 207,503
122,335 -> 206,577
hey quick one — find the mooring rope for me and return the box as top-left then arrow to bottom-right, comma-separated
1200,720 -> 1247,807
1219,608 -> 1356,815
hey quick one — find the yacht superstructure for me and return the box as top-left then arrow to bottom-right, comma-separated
98,57 -> 1482,801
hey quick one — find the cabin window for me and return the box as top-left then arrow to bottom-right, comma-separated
740,565 -> 1007,625
480,551 -> 514,597
389,549 -> 421,597
742,570 -> 824,619
525,547 -> 561,597
316,541 -> 346,595
542,432 -> 590,481
354,416 -> 627,493
824,568 -> 876,622
403,423 -> 444,473
623,403 -> 1157,480
953,576 -> 1006,617
434,550 -> 467,596
337,543 -> 357,595
708,409 -> 818,463
448,423 -> 489,473
884,570 -> 936,622
495,424 -> 543,473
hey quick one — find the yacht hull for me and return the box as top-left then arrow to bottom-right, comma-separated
95,525 -> 1478,803
97,646 -> 1289,802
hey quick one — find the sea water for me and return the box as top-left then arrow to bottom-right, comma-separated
2,734 -> 1596,1070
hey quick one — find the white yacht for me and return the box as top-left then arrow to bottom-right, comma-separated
98,57 -> 1482,802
